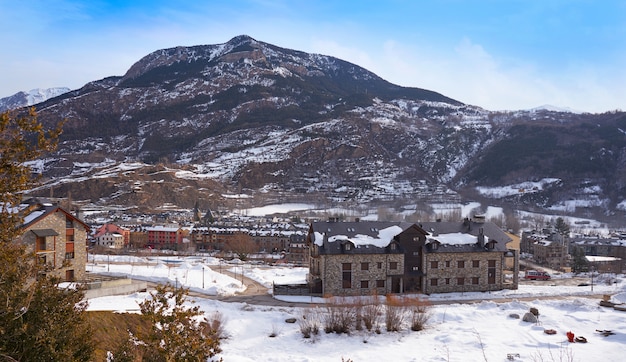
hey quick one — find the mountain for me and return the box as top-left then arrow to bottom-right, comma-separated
0,87 -> 70,111
22,35 -> 626,222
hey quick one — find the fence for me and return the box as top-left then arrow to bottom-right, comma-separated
272,283 -> 311,296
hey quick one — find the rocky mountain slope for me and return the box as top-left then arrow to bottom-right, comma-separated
20,35 -> 626,222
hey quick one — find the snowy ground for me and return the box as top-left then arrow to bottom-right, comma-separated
87,255 -> 626,361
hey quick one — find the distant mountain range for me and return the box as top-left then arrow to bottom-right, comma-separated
0,87 -> 70,111
9,35 -> 626,224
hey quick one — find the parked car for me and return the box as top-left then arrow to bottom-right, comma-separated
524,270 -> 551,280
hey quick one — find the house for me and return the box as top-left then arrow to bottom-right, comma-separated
307,217 -> 517,296
16,198 -> 90,282
145,225 -> 190,250
571,237 -> 626,273
94,223 -> 130,246
522,230 -> 569,271
95,232 -> 124,249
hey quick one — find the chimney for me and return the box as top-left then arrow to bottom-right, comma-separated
478,227 -> 485,248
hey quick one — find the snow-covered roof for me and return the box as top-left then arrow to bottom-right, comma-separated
313,225 -> 403,248
586,255 -> 621,262
429,232 -> 484,245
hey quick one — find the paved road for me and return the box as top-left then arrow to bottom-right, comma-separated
138,268 -> 606,308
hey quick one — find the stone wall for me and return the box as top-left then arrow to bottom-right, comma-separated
20,209 -> 88,281
320,253 -> 404,296
423,251 -> 504,294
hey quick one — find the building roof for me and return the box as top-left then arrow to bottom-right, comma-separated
19,198 -> 90,232
310,219 -> 512,254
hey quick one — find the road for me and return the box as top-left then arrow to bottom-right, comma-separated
140,267 -> 606,308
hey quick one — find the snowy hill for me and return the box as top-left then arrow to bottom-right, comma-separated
15,35 -> 626,222
0,87 -> 70,111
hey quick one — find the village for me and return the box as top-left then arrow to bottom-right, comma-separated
15,196 -> 626,298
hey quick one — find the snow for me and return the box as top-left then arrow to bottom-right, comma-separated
326,225 -> 403,248
431,232 -> 481,245
86,254 -> 626,361
243,203 -> 316,216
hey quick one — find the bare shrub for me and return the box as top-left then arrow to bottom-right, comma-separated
322,296 -> 355,334
206,310 -> 228,340
361,296 -> 382,331
385,295 -> 407,332
298,308 -> 321,339
408,297 -> 432,331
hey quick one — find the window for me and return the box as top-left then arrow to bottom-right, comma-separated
342,263 -> 352,289
412,251 -> 420,256
445,260 -> 450,268
390,243 -> 397,250
412,266 -> 419,271
472,260 -> 480,268
361,262 -> 369,271
376,279 -> 385,288
457,277 -> 465,285
430,260 -> 438,269
457,260 -> 465,269
65,269 -> 75,282
360,280 -> 369,289
488,260 -> 496,285
36,236 -> 46,251
472,277 -> 479,285
389,262 -> 398,270
66,242 -> 74,259
445,278 -> 450,285
430,278 -> 438,286
344,243 -> 351,251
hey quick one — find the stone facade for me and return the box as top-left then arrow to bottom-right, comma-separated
314,252 -> 404,296
308,219 -> 518,296
423,251 -> 506,294
19,206 -> 89,281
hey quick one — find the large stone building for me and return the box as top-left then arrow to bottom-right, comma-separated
16,198 -> 90,281
307,217 -> 518,296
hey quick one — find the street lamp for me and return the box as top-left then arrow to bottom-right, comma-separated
202,266 -> 205,289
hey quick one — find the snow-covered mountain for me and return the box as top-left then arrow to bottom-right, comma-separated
0,87 -> 70,111
22,35 -> 626,222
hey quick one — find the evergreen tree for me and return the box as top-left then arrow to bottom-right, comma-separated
136,284 -> 222,362
0,109 -> 94,361
571,246 -> 589,273
554,217 -> 570,237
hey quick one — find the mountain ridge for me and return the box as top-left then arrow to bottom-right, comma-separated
0,87 -> 70,111
12,35 -> 626,223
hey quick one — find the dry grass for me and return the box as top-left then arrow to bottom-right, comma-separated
86,311 -> 152,361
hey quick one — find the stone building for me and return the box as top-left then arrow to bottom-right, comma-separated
307,218 -> 517,296
17,198 -> 90,281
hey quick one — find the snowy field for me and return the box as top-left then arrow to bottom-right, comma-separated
87,255 -> 626,361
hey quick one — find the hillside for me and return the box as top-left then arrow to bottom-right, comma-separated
16,35 -> 626,222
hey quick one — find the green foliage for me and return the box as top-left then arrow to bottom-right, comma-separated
2,277 -> 93,362
135,284 -> 222,362
0,108 -> 62,243
0,109 -> 94,361
571,246 -> 589,273
554,217 -> 570,236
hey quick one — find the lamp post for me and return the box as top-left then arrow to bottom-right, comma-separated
202,266 -> 205,289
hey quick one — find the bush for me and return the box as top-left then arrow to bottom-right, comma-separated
298,308 -> 321,338
361,297 -> 382,332
408,297 -> 431,331
322,296 -> 355,334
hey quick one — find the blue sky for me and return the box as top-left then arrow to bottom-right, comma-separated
1,0 -> 625,112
